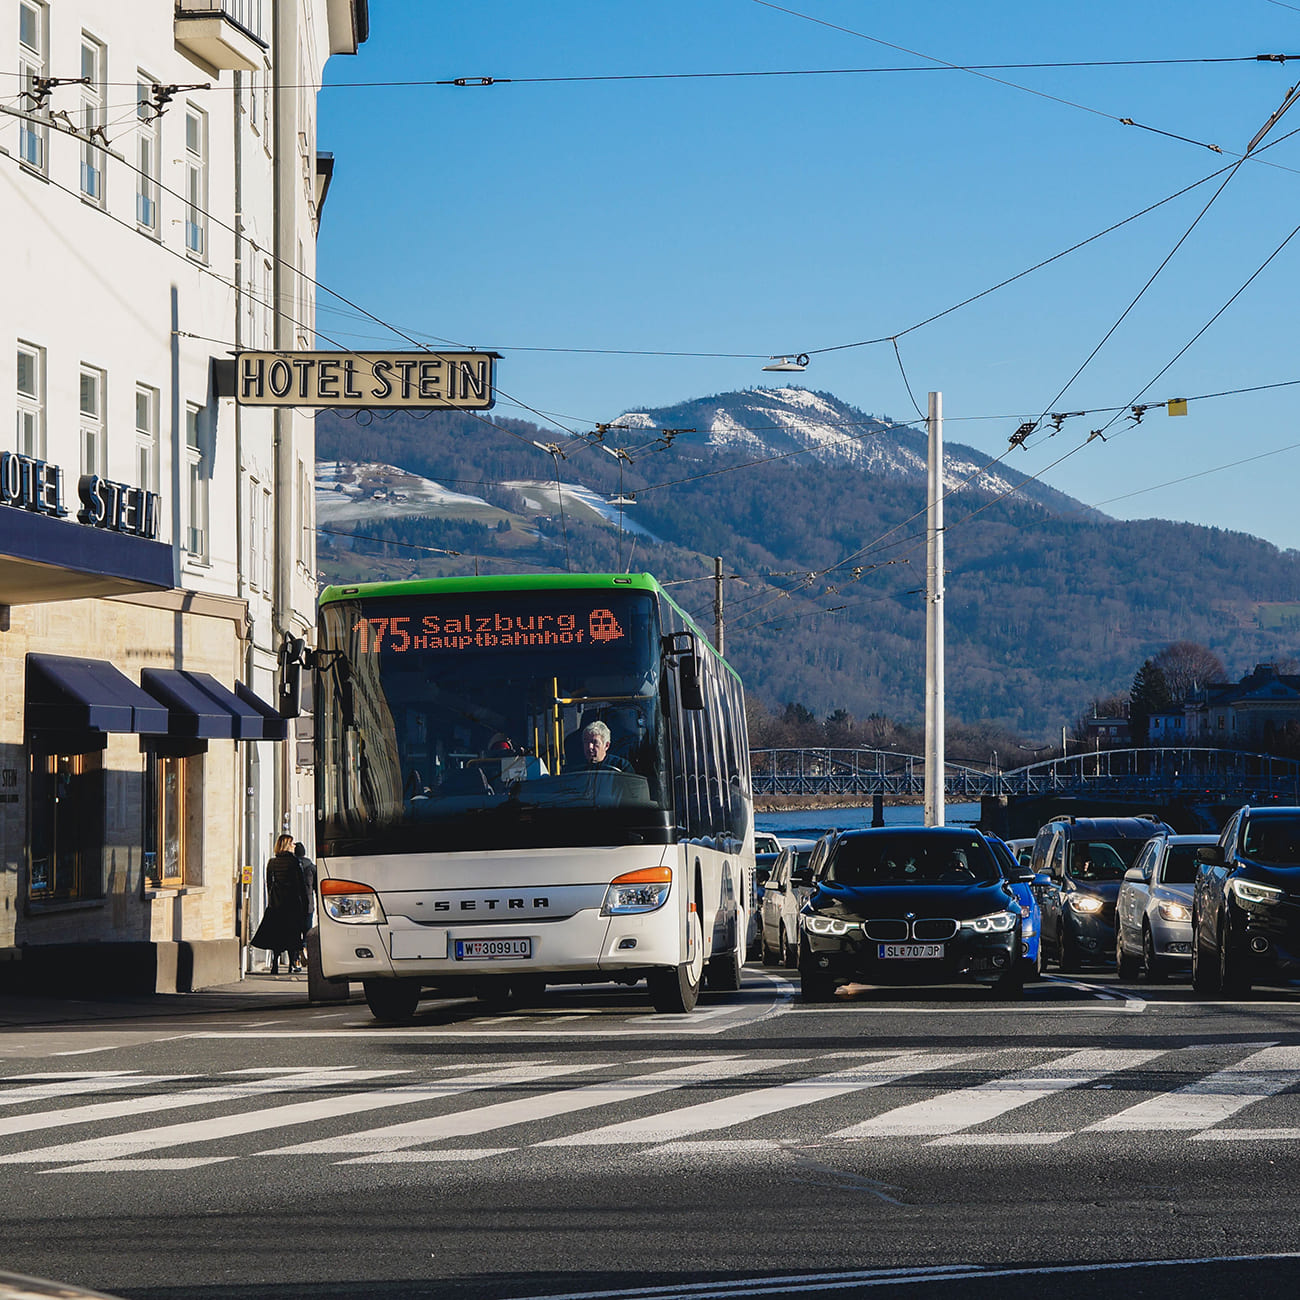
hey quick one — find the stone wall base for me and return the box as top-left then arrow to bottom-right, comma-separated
0,939 -> 239,995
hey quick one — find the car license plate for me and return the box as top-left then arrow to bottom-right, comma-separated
454,938 -> 532,961
878,943 -> 944,960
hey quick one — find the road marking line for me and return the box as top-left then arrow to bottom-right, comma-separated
1191,1127 -> 1300,1141
929,1131 -> 1073,1146
18,1062 -> 589,1169
541,1052 -> 980,1147
0,1067 -> 400,1144
1087,1044 -> 1300,1132
828,1047 -> 1162,1138
285,1056 -> 793,1160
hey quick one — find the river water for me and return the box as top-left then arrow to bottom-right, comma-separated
757,802 -> 982,838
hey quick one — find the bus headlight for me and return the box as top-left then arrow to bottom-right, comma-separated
321,879 -> 387,924
601,866 -> 672,915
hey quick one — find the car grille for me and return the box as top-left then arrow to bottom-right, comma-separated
862,919 -> 910,941
912,917 -> 959,941
861,918 -> 959,941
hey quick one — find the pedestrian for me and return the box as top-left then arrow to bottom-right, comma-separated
251,834 -> 309,975
294,841 -> 316,969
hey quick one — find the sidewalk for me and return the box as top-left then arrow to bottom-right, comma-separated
0,969 -> 362,1030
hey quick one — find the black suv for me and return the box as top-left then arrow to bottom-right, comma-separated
1028,815 -> 1173,971
1193,804 -> 1300,995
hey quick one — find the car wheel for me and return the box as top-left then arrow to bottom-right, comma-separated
1058,926 -> 1081,973
779,924 -> 796,969
1115,927 -> 1141,980
1141,925 -> 1165,982
1218,921 -> 1252,998
706,930 -> 745,992
1191,912 -> 1221,995
363,977 -> 421,1023
798,942 -> 837,1002
761,924 -> 779,966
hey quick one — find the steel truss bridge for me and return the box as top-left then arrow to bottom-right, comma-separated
751,747 -> 1300,804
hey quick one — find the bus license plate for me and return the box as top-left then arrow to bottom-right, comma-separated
878,943 -> 943,960
454,938 -> 532,961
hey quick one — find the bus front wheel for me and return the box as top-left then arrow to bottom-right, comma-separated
363,977 -> 421,1023
647,906 -> 704,1013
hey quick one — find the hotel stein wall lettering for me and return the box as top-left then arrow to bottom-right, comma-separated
235,350 -> 500,410
0,452 -> 159,540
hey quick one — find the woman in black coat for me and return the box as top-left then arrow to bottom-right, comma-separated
251,833 -> 310,974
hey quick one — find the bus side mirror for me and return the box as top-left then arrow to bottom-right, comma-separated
278,634 -> 305,718
678,653 -> 705,711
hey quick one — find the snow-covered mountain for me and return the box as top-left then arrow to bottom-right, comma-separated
613,386 -> 1093,518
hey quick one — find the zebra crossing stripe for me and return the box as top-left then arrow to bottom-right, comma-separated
542,1051 -> 981,1148
0,1073 -> 192,1108
0,1063 -> 557,1167
0,1067 -> 397,1144
1086,1044 -> 1300,1132
268,1054 -> 798,1160
831,1047 -> 1164,1139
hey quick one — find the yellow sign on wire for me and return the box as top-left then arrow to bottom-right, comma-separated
1167,399 -> 1188,416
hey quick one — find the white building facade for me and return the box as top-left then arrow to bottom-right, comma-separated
0,0 -> 368,992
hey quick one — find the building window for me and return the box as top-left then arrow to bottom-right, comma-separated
79,366 -> 106,477
136,75 -> 161,232
135,385 -> 159,491
297,460 -> 312,566
184,106 -> 208,259
29,750 -> 104,902
78,35 -> 107,203
142,752 -> 203,890
185,403 -> 208,560
17,342 -> 44,457
262,484 -> 272,590
262,258 -> 273,347
18,1 -> 48,173
248,477 -> 261,589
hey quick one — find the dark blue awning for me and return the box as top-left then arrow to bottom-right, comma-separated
235,680 -> 289,741
140,669 -> 286,741
26,654 -> 170,735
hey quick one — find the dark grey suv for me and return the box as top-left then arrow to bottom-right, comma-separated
1028,815 -> 1173,971
1193,805 -> 1300,996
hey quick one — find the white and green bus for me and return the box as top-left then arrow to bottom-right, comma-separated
313,573 -> 754,1021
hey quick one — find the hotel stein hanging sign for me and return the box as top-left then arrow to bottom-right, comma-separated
235,350 -> 500,410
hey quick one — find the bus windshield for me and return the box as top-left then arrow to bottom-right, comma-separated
316,589 -> 674,856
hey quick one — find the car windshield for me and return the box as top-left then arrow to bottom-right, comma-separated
826,833 -> 1000,886
1243,816 -> 1300,865
1162,845 -> 1202,885
1066,839 -> 1142,881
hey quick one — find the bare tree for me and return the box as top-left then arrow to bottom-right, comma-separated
1153,641 -> 1227,701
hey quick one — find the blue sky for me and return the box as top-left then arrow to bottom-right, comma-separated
316,1 -> 1300,550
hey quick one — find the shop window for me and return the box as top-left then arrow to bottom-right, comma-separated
29,750 -> 104,902
143,752 -> 203,890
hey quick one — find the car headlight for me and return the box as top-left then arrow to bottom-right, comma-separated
1156,899 -> 1191,921
1228,878 -> 1284,906
1067,894 -> 1105,914
960,910 -> 1018,933
321,879 -> 387,924
803,913 -> 861,937
601,866 -> 672,915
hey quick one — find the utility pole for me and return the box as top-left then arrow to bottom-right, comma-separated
924,392 -> 945,827
713,556 -> 724,656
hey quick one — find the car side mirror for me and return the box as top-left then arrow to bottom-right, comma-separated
1032,872 -> 1053,888
1196,845 -> 1224,867
1123,866 -> 1144,883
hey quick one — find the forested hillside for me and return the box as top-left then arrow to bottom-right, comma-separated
314,393 -> 1300,739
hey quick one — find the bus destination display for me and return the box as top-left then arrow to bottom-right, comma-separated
353,605 -> 628,655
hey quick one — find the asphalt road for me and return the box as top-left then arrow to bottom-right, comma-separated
3,967 -> 1300,1300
